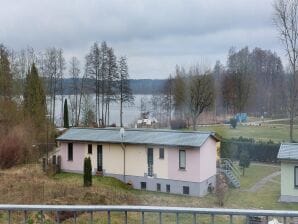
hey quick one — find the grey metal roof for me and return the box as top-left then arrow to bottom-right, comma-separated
56,128 -> 218,148
277,143 -> 298,160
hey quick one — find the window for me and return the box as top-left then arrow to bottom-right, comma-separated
183,186 -> 190,195
88,144 -> 92,154
68,143 -> 73,161
295,166 -> 298,187
141,182 -> 146,190
52,155 -> 56,165
166,184 -> 170,193
159,148 -> 164,159
179,150 -> 186,169
157,183 -> 161,191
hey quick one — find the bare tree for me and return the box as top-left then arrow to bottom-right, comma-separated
187,71 -> 214,130
163,75 -> 173,126
69,57 -> 80,126
85,43 -> 101,126
274,0 -> 298,141
118,56 -> 134,127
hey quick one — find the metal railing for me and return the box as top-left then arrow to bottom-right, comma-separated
218,158 -> 241,188
1,204 -> 298,223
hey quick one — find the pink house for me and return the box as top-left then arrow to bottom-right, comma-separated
55,128 -> 219,197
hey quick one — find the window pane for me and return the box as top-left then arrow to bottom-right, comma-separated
159,148 -> 164,159
88,144 -> 92,154
179,150 -> 186,169
68,143 -> 73,161
295,167 -> 298,187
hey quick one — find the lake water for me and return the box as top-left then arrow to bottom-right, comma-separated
51,94 -> 153,127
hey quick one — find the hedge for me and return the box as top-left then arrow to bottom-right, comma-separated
220,137 -> 280,163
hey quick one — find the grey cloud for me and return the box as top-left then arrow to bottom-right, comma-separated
0,0 -> 284,78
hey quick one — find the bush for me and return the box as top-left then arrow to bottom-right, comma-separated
83,157 -> 92,187
230,118 -> 237,128
170,119 -> 187,129
220,137 -> 279,163
215,174 -> 229,206
0,125 -> 35,169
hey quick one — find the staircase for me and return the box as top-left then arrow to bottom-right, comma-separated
218,158 -> 240,188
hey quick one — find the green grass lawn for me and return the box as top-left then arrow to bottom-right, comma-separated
51,164 -> 297,210
239,163 -> 280,189
196,124 -> 298,143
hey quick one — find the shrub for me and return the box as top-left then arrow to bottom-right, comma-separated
83,157 -> 92,187
239,150 -> 250,176
220,137 -> 279,163
170,119 -> 187,129
215,174 -> 229,207
230,118 -> 237,128
0,125 -> 35,169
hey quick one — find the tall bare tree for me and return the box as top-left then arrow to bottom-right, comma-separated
85,43 -> 102,126
173,65 -> 214,130
69,57 -> 80,126
274,0 -> 298,141
118,56 -> 134,127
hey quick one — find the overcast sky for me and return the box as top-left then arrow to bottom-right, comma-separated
0,0 -> 283,79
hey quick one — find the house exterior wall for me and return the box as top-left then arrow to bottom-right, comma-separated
168,147 -> 201,182
199,138 -> 217,182
56,136 -> 217,197
280,161 -> 298,202
58,143 -> 85,172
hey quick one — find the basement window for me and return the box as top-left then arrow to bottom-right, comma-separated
166,184 -> 170,193
157,183 -> 161,191
183,186 -> 189,195
141,182 -> 147,190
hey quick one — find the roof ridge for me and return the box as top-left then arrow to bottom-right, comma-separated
70,127 -> 213,134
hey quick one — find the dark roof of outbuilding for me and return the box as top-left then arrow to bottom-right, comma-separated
56,128 -> 219,148
277,143 -> 298,161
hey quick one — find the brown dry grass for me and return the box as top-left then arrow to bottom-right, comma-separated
0,164 -> 139,205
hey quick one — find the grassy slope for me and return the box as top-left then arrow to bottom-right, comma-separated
1,164 -> 298,223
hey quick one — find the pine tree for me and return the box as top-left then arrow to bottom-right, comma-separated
0,44 -> 13,99
23,63 -> 46,128
118,56 -> 134,127
83,157 -> 92,187
63,99 -> 69,128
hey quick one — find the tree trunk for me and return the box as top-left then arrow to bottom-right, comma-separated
192,116 -> 196,130
120,99 -> 123,127
290,109 -> 294,142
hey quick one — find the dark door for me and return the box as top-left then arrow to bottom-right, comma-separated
97,145 -> 103,171
147,148 -> 153,176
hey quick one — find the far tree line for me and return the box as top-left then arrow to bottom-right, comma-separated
1,41 -> 133,129
147,47 -> 286,131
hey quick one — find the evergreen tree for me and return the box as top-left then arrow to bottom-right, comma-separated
118,56 -> 134,127
63,99 -> 69,128
23,63 -> 46,128
83,157 -> 92,187
0,44 -> 13,99
239,150 -> 250,176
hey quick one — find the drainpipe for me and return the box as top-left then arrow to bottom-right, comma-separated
121,142 -> 126,183
120,128 -> 126,183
